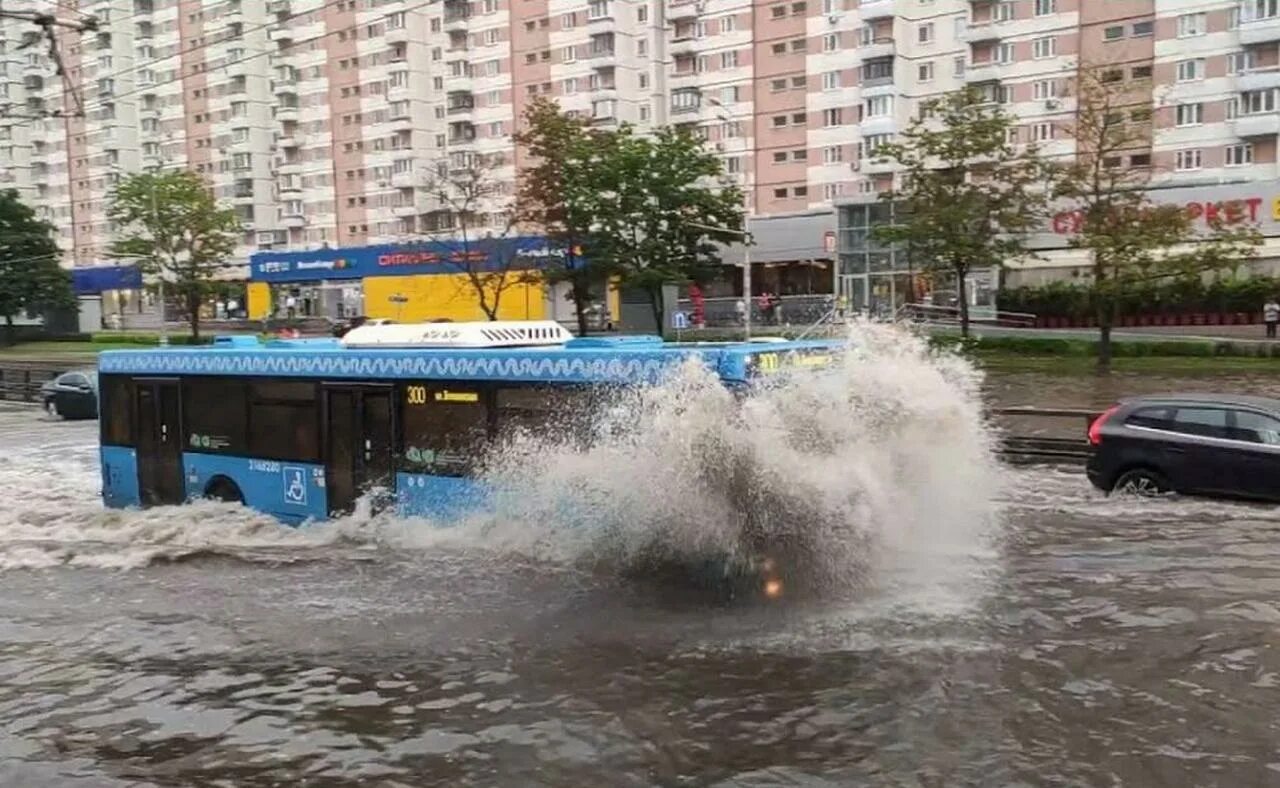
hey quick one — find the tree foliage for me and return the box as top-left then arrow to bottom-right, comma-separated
108,170 -> 241,340
515,98 -> 745,333
871,86 -> 1052,336
0,189 -> 74,344
582,126 -> 745,330
514,98 -> 609,334
1053,66 -> 1261,369
420,158 -> 529,321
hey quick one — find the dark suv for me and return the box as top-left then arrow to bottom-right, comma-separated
1086,394 -> 1280,500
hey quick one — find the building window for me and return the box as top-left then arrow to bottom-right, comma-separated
637,5 -> 647,22
722,50 -> 738,68
1176,59 -> 1205,82
865,95 -> 892,117
1131,20 -> 1154,36
1130,153 -> 1152,168
773,114 -> 788,128
1226,143 -> 1254,167
1175,103 -> 1203,126
1244,0 -> 1280,21
774,188 -> 788,198
918,62 -> 934,82
823,33 -> 838,52
1032,122 -> 1054,142
773,151 -> 788,164
823,70 -> 841,90
824,108 -> 844,127
823,145 -> 843,164
1175,149 -> 1203,171
997,43 -> 1015,63
792,112 -> 807,125
824,183 -> 841,201
1229,51 -> 1257,75
725,156 -> 742,173
792,149 -> 808,162
794,186 -> 808,198
1131,65 -> 1152,80
1104,25 -> 1123,41
1242,88 -> 1279,114
1177,13 -> 1206,37
918,22 -> 934,44
1032,36 -> 1056,59
722,15 -> 736,32
954,56 -> 966,76
1034,0 -> 1054,15
1033,80 -> 1057,99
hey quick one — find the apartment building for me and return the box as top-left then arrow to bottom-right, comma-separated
1,0 -> 1279,316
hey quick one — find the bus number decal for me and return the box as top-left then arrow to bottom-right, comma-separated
406,385 -> 428,405
757,353 -> 780,373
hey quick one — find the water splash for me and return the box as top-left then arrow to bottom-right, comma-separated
448,321 -> 1005,598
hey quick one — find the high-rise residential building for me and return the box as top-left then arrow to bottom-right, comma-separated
1,0 -> 1279,317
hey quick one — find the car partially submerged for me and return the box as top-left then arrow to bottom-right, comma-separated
1086,393 -> 1280,501
41,369 -> 98,420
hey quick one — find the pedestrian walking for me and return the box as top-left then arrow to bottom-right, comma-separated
1266,297 -> 1280,339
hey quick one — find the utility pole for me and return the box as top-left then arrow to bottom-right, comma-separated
1,10 -> 98,118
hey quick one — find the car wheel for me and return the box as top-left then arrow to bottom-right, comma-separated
1112,469 -> 1170,497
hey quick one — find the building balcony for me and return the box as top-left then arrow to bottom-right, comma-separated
269,28 -> 294,45
444,12 -> 471,32
273,82 -> 298,99
1238,66 -> 1280,92
391,170 -> 416,188
668,0 -> 700,22
281,213 -> 307,228
276,160 -> 303,176
670,35 -> 701,56
964,60 -> 1008,83
385,25 -> 409,45
960,21 -> 1001,43
275,105 -> 299,122
233,191 -> 256,205
859,0 -> 894,21
1231,112 -> 1280,138
859,37 -> 895,60
587,45 -> 617,64
859,115 -> 898,137
1240,15 -> 1280,45
859,155 -> 896,175
393,204 -> 418,218
277,181 -> 302,196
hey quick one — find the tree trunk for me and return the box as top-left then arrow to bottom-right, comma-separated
2,315 -> 13,348
187,291 -> 201,342
649,286 -> 664,338
1096,297 -> 1114,373
956,268 -> 970,338
571,277 -> 591,336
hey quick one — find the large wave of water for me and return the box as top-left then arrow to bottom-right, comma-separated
0,323 -> 1005,601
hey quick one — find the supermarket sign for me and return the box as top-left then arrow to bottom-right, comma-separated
1050,182 -> 1280,238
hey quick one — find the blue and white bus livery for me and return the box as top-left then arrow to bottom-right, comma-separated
97,321 -> 843,525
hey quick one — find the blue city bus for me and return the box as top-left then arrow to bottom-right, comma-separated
97,321 -> 843,525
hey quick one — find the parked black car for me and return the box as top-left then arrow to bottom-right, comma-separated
41,370 -> 98,420
1086,393 -> 1280,500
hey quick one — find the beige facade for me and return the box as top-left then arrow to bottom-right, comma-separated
1,0 -> 1279,274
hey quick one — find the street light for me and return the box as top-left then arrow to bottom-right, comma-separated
707,96 -> 754,340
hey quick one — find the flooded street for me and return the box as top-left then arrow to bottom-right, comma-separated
1,363 -> 1280,786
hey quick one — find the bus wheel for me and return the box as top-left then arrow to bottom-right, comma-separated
205,477 -> 244,505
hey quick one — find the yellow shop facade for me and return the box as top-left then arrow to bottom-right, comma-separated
246,238 -> 617,325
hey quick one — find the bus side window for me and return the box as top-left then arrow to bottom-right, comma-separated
183,379 -> 248,453
494,386 -> 595,448
249,380 -> 319,462
400,383 -> 488,477
100,375 -> 134,446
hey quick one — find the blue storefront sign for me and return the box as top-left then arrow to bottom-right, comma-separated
249,237 -> 584,284
71,265 -> 143,295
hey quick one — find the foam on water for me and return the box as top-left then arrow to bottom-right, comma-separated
1,322 -> 1005,603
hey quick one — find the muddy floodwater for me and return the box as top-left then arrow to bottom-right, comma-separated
1,357 -> 1279,787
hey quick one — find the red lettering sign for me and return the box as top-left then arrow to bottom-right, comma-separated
1055,196 -> 1269,235
377,252 -> 442,266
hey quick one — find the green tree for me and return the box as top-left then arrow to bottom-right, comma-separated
1055,67 -> 1261,370
0,189 -> 74,345
108,170 -> 241,341
588,126 -> 745,331
514,97 -> 619,334
871,86 -> 1052,336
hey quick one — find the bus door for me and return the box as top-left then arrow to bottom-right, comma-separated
135,379 -> 185,506
323,385 -> 395,516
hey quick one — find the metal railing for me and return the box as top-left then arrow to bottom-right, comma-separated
895,302 -> 1037,328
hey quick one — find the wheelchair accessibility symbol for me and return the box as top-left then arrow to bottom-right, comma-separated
282,466 -> 308,506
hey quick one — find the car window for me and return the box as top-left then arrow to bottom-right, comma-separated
1230,410 -> 1280,445
1125,407 -> 1171,429
59,373 -> 88,387
1170,407 -> 1230,439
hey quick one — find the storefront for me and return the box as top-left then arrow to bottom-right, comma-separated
247,238 -> 615,325
71,264 -> 145,331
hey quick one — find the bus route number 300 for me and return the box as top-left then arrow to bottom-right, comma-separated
406,385 -> 429,405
